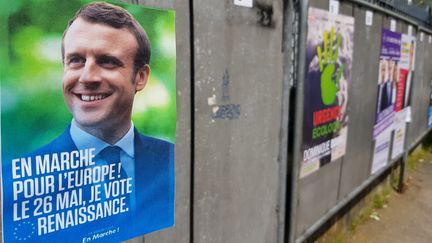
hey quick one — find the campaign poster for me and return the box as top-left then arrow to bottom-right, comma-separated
371,28 -> 401,173
396,34 -> 416,110
300,8 -> 354,178
371,130 -> 392,174
373,29 -> 400,138
428,87 -> 432,128
391,34 -> 416,159
1,1 -> 176,242
428,106 -> 432,128
391,108 -> 408,159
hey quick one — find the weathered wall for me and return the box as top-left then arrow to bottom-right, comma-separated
191,1 -> 287,242
130,0 -> 290,243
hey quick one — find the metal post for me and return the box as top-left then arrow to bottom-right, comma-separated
288,0 -> 309,242
277,0 -> 297,242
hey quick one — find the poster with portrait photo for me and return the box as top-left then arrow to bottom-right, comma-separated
300,7 -> 354,178
428,91 -> 432,128
1,1 -> 176,242
391,34 -> 416,160
396,34 -> 416,111
371,28 -> 400,173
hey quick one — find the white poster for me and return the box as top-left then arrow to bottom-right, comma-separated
371,131 -> 391,174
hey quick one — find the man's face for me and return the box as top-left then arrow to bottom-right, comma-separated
380,61 -> 386,83
62,18 -> 148,131
388,61 -> 395,81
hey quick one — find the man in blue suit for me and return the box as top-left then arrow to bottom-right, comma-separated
377,60 -> 392,114
2,3 -> 174,243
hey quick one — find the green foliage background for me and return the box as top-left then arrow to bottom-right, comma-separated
0,0 -> 176,160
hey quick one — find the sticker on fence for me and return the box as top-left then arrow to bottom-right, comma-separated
365,10 -> 373,26
234,0 -> 253,8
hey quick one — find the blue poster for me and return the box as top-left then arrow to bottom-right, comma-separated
1,1 -> 176,242
429,84 -> 432,128
428,107 -> 432,128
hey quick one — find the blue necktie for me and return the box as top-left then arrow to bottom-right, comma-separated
99,146 -> 130,206
99,146 -> 126,180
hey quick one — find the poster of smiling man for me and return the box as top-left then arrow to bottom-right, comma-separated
301,7 -> 354,178
1,1 -> 176,242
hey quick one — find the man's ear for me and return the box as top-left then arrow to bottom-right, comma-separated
135,64 -> 150,92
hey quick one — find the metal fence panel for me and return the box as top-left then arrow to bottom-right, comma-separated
296,162 -> 341,236
293,0 -> 432,240
139,0 -> 193,242
192,0 -> 286,242
295,0 -> 353,236
416,33 -> 432,142
338,7 -> 383,199
407,31 -> 428,147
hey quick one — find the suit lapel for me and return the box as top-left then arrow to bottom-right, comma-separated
134,128 -> 150,181
53,125 -> 78,152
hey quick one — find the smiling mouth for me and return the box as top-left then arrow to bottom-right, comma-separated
77,94 -> 109,101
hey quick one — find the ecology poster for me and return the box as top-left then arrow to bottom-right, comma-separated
301,7 -> 354,178
1,1 -> 176,242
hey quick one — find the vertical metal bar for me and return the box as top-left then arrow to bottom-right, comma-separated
278,0 -> 295,242
398,149 -> 407,192
189,0 -> 195,242
288,0 -> 308,242
399,25 -> 423,192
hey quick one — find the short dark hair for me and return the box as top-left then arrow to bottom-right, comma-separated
61,2 -> 151,73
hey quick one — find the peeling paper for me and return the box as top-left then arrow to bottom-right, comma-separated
207,94 -> 217,106
212,106 -> 219,114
